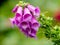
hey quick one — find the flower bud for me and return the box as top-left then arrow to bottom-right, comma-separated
12,5 -> 18,13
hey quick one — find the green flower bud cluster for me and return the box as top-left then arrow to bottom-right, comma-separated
51,26 -> 60,45
38,13 -> 60,45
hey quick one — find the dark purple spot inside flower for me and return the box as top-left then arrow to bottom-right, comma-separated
25,27 -> 30,36
16,13 -> 21,18
13,21 -> 15,24
20,21 -> 28,29
16,20 -> 20,25
24,14 -> 31,19
21,21 -> 28,26
33,23 -> 39,27
35,7 -> 40,13
29,22 -> 32,27
31,28 -> 36,34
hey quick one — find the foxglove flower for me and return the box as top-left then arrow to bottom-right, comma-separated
15,7 -> 23,25
23,8 -> 32,21
20,21 -> 29,30
29,28 -> 36,38
31,17 -> 40,31
12,5 -> 18,13
10,17 -> 15,27
10,1 -> 40,38
16,7 -> 23,16
27,4 -> 40,18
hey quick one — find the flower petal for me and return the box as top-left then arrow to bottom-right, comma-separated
20,21 -> 29,30
10,17 -> 15,27
15,14 -> 22,25
34,7 -> 40,17
23,8 -> 32,21
31,18 -> 40,31
16,7 -> 23,16
27,4 -> 35,12
27,5 -> 40,18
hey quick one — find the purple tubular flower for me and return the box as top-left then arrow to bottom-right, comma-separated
12,5 -> 18,13
34,7 -> 40,17
16,7 -> 23,16
15,14 -> 22,25
27,5 -> 40,18
20,27 -> 36,38
29,28 -> 36,38
24,27 -> 31,37
20,21 -> 29,30
19,26 -> 30,36
15,7 -> 23,25
31,18 -> 40,31
10,17 -> 15,27
23,8 -> 32,21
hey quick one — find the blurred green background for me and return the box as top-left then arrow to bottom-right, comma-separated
0,0 -> 60,45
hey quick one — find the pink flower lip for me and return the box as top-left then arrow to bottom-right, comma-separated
10,17 -> 15,27
20,21 -> 29,30
10,17 -> 15,24
31,18 -> 40,30
31,17 -> 38,23
32,23 -> 40,31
